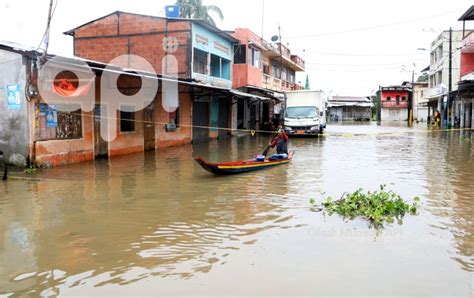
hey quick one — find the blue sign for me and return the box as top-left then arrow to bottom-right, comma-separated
6,84 -> 21,110
46,107 -> 58,128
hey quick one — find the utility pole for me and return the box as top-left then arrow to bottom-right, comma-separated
447,27 -> 452,128
261,0 -> 265,39
40,0 -> 54,65
279,24 -> 283,81
409,69 -> 414,126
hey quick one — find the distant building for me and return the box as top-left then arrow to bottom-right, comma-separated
380,86 -> 410,121
423,30 -> 464,126
403,81 -> 429,122
455,6 -> 474,129
327,96 -> 372,122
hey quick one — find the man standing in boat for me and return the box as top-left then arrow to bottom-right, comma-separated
269,126 -> 289,156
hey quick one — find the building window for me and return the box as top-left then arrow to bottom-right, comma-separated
234,45 -> 246,64
248,46 -> 261,68
210,55 -> 231,80
288,70 -> 296,83
221,59 -> 231,80
386,96 -> 391,101
263,64 -> 270,75
170,107 -> 180,128
210,54 -> 220,77
120,110 -> 135,132
402,96 -> 407,101
193,48 -> 208,75
38,104 -> 82,140
281,67 -> 288,81
396,95 -> 400,101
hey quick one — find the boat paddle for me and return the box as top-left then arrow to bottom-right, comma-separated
262,133 -> 278,156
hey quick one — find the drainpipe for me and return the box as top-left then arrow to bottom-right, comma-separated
0,150 -> 7,181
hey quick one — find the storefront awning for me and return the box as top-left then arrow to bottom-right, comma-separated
242,85 -> 285,101
230,89 -> 270,101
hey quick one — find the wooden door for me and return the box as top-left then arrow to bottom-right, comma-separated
94,105 -> 108,157
144,104 -> 156,150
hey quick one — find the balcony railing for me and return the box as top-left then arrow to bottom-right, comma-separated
290,55 -> 305,70
462,31 -> 474,53
262,74 -> 305,92
424,84 -> 447,99
277,43 -> 291,59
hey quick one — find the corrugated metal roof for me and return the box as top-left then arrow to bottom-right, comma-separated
329,96 -> 371,103
328,102 -> 373,108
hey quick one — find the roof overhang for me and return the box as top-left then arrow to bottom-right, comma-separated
458,5 -> 474,21
230,89 -> 269,101
328,102 -> 373,108
243,85 -> 285,101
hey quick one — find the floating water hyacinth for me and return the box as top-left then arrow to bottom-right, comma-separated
310,185 -> 420,228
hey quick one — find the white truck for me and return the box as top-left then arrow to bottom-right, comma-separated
283,90 -> 327,136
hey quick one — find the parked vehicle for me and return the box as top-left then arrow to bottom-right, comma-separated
284,90 -> 327,136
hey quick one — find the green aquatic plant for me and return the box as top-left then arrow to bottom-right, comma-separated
310,185 -> 420,228
24,165 -> 37,174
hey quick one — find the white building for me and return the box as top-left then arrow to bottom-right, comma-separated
424,30 -> 464,126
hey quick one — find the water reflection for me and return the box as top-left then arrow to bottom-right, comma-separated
0,124 -> 472,296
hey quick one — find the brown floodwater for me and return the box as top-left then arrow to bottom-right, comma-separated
0,123 -> 473,296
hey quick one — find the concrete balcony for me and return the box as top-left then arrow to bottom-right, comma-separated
424,84 -> 447,99
291,55 -> 305,70
262,74 -> 305,92
277,43 -> 291,60
461,31 -> 474,53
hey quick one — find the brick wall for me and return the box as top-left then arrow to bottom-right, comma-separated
73,12 -> 192,78
34,110 -> 95,167
155,87 -> 192,148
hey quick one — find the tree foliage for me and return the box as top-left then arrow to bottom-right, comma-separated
417,73 -> 428,82
175,0 -> 224,26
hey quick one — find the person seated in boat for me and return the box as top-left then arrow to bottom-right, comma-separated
269,126 -> 288,156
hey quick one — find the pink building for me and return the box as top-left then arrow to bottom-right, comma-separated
456,6 -> 474,128
380,86 -> 410,121
229,28 -> 305,130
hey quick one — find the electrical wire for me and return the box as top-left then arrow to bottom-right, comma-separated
284,9 -> 465,39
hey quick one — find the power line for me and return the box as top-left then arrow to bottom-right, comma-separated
285,9 -> 464,39
305,57 -> 428,67
300,51 -> 428,57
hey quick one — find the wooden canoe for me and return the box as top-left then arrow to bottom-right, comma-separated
194,151 -> 294,175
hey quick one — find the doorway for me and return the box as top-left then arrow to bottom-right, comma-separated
144,103 -> 156,150
192,100 -> 210,143
218,99 -> 229,139
94,105 -> 108,158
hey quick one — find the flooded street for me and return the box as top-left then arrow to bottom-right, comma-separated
0,123 -> 473,296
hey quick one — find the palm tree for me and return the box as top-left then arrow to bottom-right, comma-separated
175,0 -> 224,27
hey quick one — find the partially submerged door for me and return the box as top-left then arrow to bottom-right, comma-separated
249,103 -> 257,130
144,103 -> 156,150
192,100 -> 210,143
218,99 -> 229,139
94,105 -> 108,157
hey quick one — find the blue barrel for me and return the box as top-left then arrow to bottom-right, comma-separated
165,5 -> 180,18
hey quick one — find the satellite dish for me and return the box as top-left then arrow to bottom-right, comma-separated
271,35 -> 279,42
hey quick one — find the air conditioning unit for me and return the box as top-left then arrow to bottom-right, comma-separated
165,123 -> 177,132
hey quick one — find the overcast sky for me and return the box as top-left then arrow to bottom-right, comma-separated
1,0 -> 473,96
